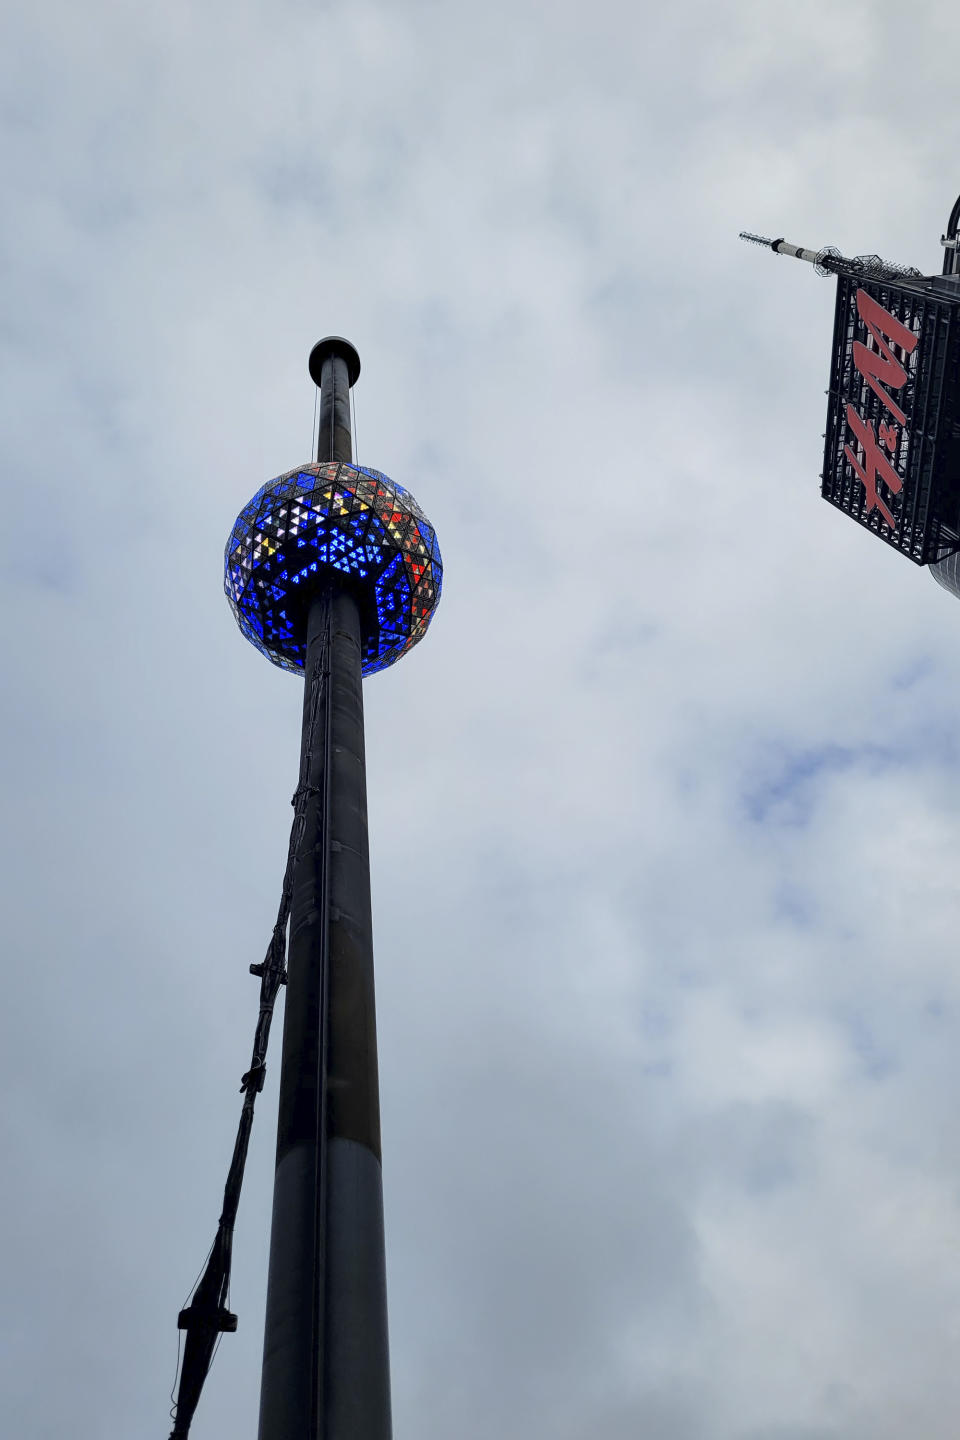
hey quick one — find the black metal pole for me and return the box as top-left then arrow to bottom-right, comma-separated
258,339 -> 391,1440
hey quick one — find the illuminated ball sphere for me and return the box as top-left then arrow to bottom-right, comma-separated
225,461 -> 442,677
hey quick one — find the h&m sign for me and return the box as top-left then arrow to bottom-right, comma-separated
818,269 -> 960,565
842,288 -> 919,529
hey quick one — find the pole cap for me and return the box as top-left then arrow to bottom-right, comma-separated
308,336 -> 361,388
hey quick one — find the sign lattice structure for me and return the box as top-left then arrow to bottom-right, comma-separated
822,273 -> 960,564
225,460 -> 443,675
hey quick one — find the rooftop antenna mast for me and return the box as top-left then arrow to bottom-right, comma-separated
940,192 -> 960,275
738,230 -> 922,283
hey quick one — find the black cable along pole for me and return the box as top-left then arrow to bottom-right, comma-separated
168,689 -> 318,1437
257,336 -> 392,1440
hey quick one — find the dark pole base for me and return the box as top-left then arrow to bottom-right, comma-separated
257,588 -> 391,1440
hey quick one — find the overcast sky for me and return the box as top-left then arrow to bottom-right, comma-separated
5,2 -> 960,1438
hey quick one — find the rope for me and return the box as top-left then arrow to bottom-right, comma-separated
167,603 -> 331,1439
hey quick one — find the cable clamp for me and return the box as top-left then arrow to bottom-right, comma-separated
291,784 -> 322,807
240,1063 -> 266,1094
249,961 -> 287,984
177,1305 -> 238,1333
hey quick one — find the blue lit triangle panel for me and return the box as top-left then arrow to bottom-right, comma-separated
224,461 -> 443,677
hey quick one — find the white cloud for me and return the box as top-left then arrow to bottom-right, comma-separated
5,1 -> 960,1437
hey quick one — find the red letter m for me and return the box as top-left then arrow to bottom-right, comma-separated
852,289 -> 918,426
844,405 -> 902,529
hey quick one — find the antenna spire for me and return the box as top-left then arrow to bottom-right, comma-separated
739,230 -> 922,283
308,336 -> 361,464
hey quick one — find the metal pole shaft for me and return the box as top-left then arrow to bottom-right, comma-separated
739,231 -> 823,266
258,344 -> 391,1440
316,350 -> 354,467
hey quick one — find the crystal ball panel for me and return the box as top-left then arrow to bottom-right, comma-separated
225,462 -> 442,677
